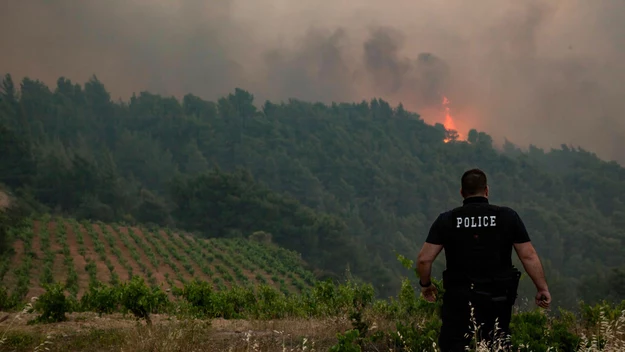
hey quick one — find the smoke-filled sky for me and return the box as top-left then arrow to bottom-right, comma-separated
2,0 -> 625,163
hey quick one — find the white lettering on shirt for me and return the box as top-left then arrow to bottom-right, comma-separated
456,216 -> 497,228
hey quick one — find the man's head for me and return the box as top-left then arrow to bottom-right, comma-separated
460,168 -> 489,198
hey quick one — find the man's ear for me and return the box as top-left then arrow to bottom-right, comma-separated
485,185 -> 489,197
460,188 -> 464,197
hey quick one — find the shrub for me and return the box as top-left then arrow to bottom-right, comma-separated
30,282 -> 71,323
178,279 -> 215,317
119,276 -> 168,324
329,329 -> 362,352
80,281 -> 121,316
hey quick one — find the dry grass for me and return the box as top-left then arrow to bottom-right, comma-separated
120,316 -> 353,351
0,297 -> 36,347
0,308 -> 353,352
465,305 -> 625,352
122,321 -> 326,352
575,309 -> 625,352
1,299 -> 624,351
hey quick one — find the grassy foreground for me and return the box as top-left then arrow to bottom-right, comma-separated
0,271 -> 624,351
0,302 -> 624,351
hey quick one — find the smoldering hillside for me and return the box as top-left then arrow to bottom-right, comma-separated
1,0 -> 624,163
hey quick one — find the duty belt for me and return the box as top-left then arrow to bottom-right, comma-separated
442,267 -> 521,304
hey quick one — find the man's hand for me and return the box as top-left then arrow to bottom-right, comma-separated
421,284 -> 438,302
536,289 -> 551,309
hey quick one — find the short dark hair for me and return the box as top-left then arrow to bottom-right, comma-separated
461,168 -> 488,197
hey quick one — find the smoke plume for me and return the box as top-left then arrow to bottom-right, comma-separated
1,0 -> 624,162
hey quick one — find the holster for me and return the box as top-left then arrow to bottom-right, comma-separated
442,267 -> 521,305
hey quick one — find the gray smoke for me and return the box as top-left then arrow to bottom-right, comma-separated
1,0 -> 624,163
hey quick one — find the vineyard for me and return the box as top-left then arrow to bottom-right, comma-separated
0,214 -> 316,304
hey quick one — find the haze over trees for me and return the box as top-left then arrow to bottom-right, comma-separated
1,73 -> 624,309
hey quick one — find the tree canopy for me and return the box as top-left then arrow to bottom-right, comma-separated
1,73 -> 624,308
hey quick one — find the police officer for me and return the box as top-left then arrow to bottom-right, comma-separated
416,168 -> 551,351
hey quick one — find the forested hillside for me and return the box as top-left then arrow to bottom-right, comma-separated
1,73 -> 624,309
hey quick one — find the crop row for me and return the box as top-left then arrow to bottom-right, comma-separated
1,216 -> 316,304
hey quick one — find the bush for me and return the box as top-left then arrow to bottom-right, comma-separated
30,282 -> 71,323
176,279 -> 215,317
119,276 -> 168,324
80,281 -> 121,316
329,329 -> 362,352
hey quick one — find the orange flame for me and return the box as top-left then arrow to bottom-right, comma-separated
442,96 -> 462,143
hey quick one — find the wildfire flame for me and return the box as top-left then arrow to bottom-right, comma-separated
442,96 -> 462,143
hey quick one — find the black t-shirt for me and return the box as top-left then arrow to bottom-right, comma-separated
426,196 -> 531,275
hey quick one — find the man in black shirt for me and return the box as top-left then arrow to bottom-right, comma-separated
416,168 -> 551,351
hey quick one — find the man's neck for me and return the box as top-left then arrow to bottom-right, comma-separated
465,194 -> 486,199
463,195 -> 489,204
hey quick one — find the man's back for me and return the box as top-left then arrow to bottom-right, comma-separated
426,196 -> 531,277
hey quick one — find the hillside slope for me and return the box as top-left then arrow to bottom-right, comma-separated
1,73 -> 625,308
1,215 -> 315,302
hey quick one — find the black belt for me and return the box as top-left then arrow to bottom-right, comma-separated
442,267 -> 521,304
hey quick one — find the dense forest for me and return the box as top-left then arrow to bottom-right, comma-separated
1,73 -> 624,309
